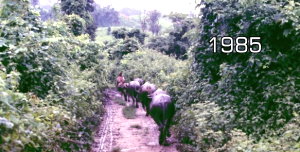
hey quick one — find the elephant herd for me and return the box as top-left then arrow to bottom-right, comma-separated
116,73 -> 175,145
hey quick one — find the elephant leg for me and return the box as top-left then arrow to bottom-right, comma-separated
159,126 -> 168,145
135,94 -> 139,108
165,119 -> 172,137
131,95 -> 135,107
146,105 -> 150,116
123,91 -> 127,102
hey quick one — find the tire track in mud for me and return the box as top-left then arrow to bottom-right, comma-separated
91,89 -> 178,152
91,90 -> 116,152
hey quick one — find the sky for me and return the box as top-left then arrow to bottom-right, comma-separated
39,0 -> 200,14
95,0 -> 198,14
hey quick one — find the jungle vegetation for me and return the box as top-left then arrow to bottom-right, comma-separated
0,0 -> 299,151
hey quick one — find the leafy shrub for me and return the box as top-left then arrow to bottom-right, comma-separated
146,17 -> 196,59
111,28 -> 127,39
0,64 -> 74,151
174,102 -> 234,152
146,36 -> 170,55
104,38 -> 141,60
64,14 -> 86,36
0,0 -> 110,151
175,0 -> 300,151
60,0 -> 96,40
225,115 -> 300,152
112,28 -> 147,44
118,49 -> 188,89
95,27 -> 115,44
193,0 -> 300,136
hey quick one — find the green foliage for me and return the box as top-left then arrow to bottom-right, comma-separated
167,13 -> 188,24
64,14 -> 86,36
1,0 -> 57,97
111,28 -> 127,39
0,1 -> 110,151
165,63 -> 195,106
60,0 -> 94,22
174,102 -> 233,152
104,38 -> 141,60
60,0 -> 96,40
146,17 -> 196,59
2,0 -> 299,152
95,27 -> 114,44
0,64 -> 81,151
194,0 -> 300,135
112,28 -> 147,44
146,36 -> 170,55
118,50 -> 188,89
175,0 -> 300,151
225,116 -> 300,152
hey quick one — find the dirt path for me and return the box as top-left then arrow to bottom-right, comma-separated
91,89 -> 178,152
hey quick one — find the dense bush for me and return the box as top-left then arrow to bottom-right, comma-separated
2,0 -> 300,151
0,0 -> 110,151
111,28 -> 147,44
103,38 -> 141,61
174,102 -> 232,152
64,14 -> 86,36
60,0 -> 96,40
174,0 -> 300,151
117,49 -> 188,89
226,116 -> 300,152
194,0 -> 300,136
0,66 -> 71,151
146,17 -> 196,59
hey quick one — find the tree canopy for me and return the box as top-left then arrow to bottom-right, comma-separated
60,0 -> 96,40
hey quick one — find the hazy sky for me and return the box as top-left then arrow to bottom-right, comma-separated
40,0 -> 199,14
96,0 -> 198,14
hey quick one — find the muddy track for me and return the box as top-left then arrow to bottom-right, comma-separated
91,89 -> 116,152
91,89 -> 178,152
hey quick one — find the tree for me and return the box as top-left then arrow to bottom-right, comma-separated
64,14 -> 86,36
112,28 -> 147,44
139,11 -> 147,32
147,10 -> 161,35
146,16 -> 196,59
167,12 -> 188,27
93,5 -> 120,27
60,0 -> 96,40
191,0 -> 300,143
